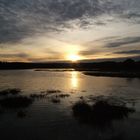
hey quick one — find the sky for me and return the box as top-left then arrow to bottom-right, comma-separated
0,0 -> 140,62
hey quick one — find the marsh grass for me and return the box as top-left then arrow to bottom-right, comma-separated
0,96 -> 33,109
72,98 -> 135,129
30,93 -> 46,99
50,94 -> 70,104
51,98 -> 61,103
56,94 -> 70,98
0,88 -> 21,96
47,90 -> 61,94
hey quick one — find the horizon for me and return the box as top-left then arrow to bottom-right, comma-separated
0,56 -> 140,63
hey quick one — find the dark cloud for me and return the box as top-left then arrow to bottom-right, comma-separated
0,0 -> 139,44
79,49 -> 100,56
95,36 -> 119,42
114,50 -> 140,55
105,37 -> 140,48
123,12 -> 140,19
0,53 -> 29,58
120,0 -> 140,22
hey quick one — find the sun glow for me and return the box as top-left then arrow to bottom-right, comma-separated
67,54 -> 81,62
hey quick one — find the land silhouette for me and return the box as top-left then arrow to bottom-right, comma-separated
0,59 -> 140,78
0,59 -> 139,70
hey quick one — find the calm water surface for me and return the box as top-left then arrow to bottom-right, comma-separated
0,70 -> 140,140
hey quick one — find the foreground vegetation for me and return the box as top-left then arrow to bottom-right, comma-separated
72,96 -> 135,128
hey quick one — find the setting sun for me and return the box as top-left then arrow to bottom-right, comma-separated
67,54 -> 81,62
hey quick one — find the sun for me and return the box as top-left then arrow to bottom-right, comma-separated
67,54 -> 81,62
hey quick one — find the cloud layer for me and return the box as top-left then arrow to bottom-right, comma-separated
105,37 -> 140,48
0,0 -> 140,43
0,0 -> 140,61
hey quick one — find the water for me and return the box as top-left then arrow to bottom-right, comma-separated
0,70 -> 140,140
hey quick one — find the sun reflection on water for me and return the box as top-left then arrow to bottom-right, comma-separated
71,71 -> 79,89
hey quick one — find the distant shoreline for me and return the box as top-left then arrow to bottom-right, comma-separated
84,71 -> 140,78
0,59 -> 140,78
0,68 -> 140,78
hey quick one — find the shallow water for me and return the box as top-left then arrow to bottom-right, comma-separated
0,70 -> 140,140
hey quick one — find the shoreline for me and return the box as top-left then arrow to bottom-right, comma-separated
84,71 -> 140,78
